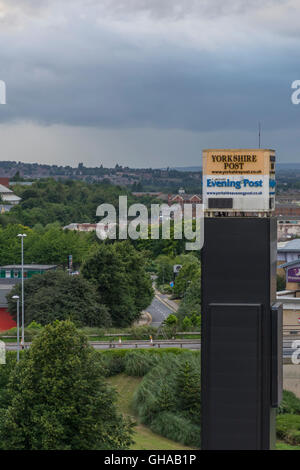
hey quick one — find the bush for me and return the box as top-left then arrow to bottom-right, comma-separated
278,390 -> 300,415
0,352 -> 21,408
96,350 -> 127,377
0,321 -> 133,450
150,412 -> 200,448
277,414 -> 300,445
158,284 -> 173,295
182,317 -> 192,331
277,274 -> 286,292
27,321 -> 43,330
127,326 -> 157,340
95,348 -> 191,377
78,327 -> 106,337
124,351 -> 160,377
132,352 -> 200,447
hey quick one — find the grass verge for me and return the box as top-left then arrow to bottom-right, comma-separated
107,373 -> 195,450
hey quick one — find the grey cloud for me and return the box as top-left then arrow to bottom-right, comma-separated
1,22 -> 299,134
0,0 -> 299,159
95,0 -> 284,19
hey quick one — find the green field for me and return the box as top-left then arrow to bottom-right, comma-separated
276,441 -> 300,450
107,374 -> 195,450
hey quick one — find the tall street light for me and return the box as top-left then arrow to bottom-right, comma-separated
17,233 -> 27,348
12,295 -> 20,362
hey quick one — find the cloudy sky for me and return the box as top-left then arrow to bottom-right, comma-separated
0,0 -> 300,167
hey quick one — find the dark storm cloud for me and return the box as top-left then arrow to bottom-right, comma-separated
0,0 -> 300,133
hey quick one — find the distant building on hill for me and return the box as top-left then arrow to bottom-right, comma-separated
0,177 -> 10,188
63,223 -> 97,232
168,191 -> 202,218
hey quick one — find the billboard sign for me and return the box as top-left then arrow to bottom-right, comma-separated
203,149 -> 276,212
287,266 -> 300,283
173,264 -> 182,274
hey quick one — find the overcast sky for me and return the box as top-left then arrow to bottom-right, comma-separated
0,0 -> 300,167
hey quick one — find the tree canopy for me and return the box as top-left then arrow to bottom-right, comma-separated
0,321 -> 133,450
7,270 -> 111,327
5,179 -> 136,227
82,242 -> 154,327
0,223 -> 93,266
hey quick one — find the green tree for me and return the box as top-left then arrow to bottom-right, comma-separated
182,316 -> 192,331
277,274 -> 286,291
7,270 -> 111,327
173,257 -> 200,299
0,223 -> 93,266
82,242 -> 154,326
176,361 -> 201,423
0,321 -> 133,450
8,179 -> 137,227
156,255 -> 174,286
163,314 -> 178,337
156,384 -> 175,412
177,278 -> 201,322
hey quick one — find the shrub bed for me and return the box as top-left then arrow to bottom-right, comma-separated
132,352 -> 201,447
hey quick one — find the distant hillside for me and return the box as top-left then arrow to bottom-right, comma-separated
277,163 -> 300,171
169,164 -> 300,172
169,166 -> 202,172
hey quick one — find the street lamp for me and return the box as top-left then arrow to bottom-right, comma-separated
17,233 -> 27,348
12,295 -> 20,362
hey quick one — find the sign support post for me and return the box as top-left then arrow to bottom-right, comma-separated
201,149 -> 282,450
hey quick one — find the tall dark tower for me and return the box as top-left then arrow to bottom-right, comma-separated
201,149 -> 282,450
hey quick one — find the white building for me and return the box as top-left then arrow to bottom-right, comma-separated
0,184 -> 21,206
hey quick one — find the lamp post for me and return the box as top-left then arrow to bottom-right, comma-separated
12,295 -> 20,362
17,233 -> 27,348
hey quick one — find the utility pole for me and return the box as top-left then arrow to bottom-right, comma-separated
12,295 -> 20,362
17,233 -> 27,348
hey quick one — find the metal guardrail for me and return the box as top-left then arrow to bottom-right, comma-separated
90,339 -> 200,349
4,339 -> 201,350
0,331 -> 201,339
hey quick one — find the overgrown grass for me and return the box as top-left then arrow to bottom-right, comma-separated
132,352 -> 201,448
95,348 -> 195,377
276,441 -> 300,450
277,414 -> 300,446
107,374 -> 194,450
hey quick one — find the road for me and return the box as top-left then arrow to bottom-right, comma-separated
147,290 -> 178,327
5,339 -> 297,356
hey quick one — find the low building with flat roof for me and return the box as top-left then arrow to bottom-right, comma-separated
0,264 -> 57,330
0,264 -> 57,281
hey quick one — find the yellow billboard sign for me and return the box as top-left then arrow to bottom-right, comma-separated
202,149 -> 276,213
203,149 -> 275,176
